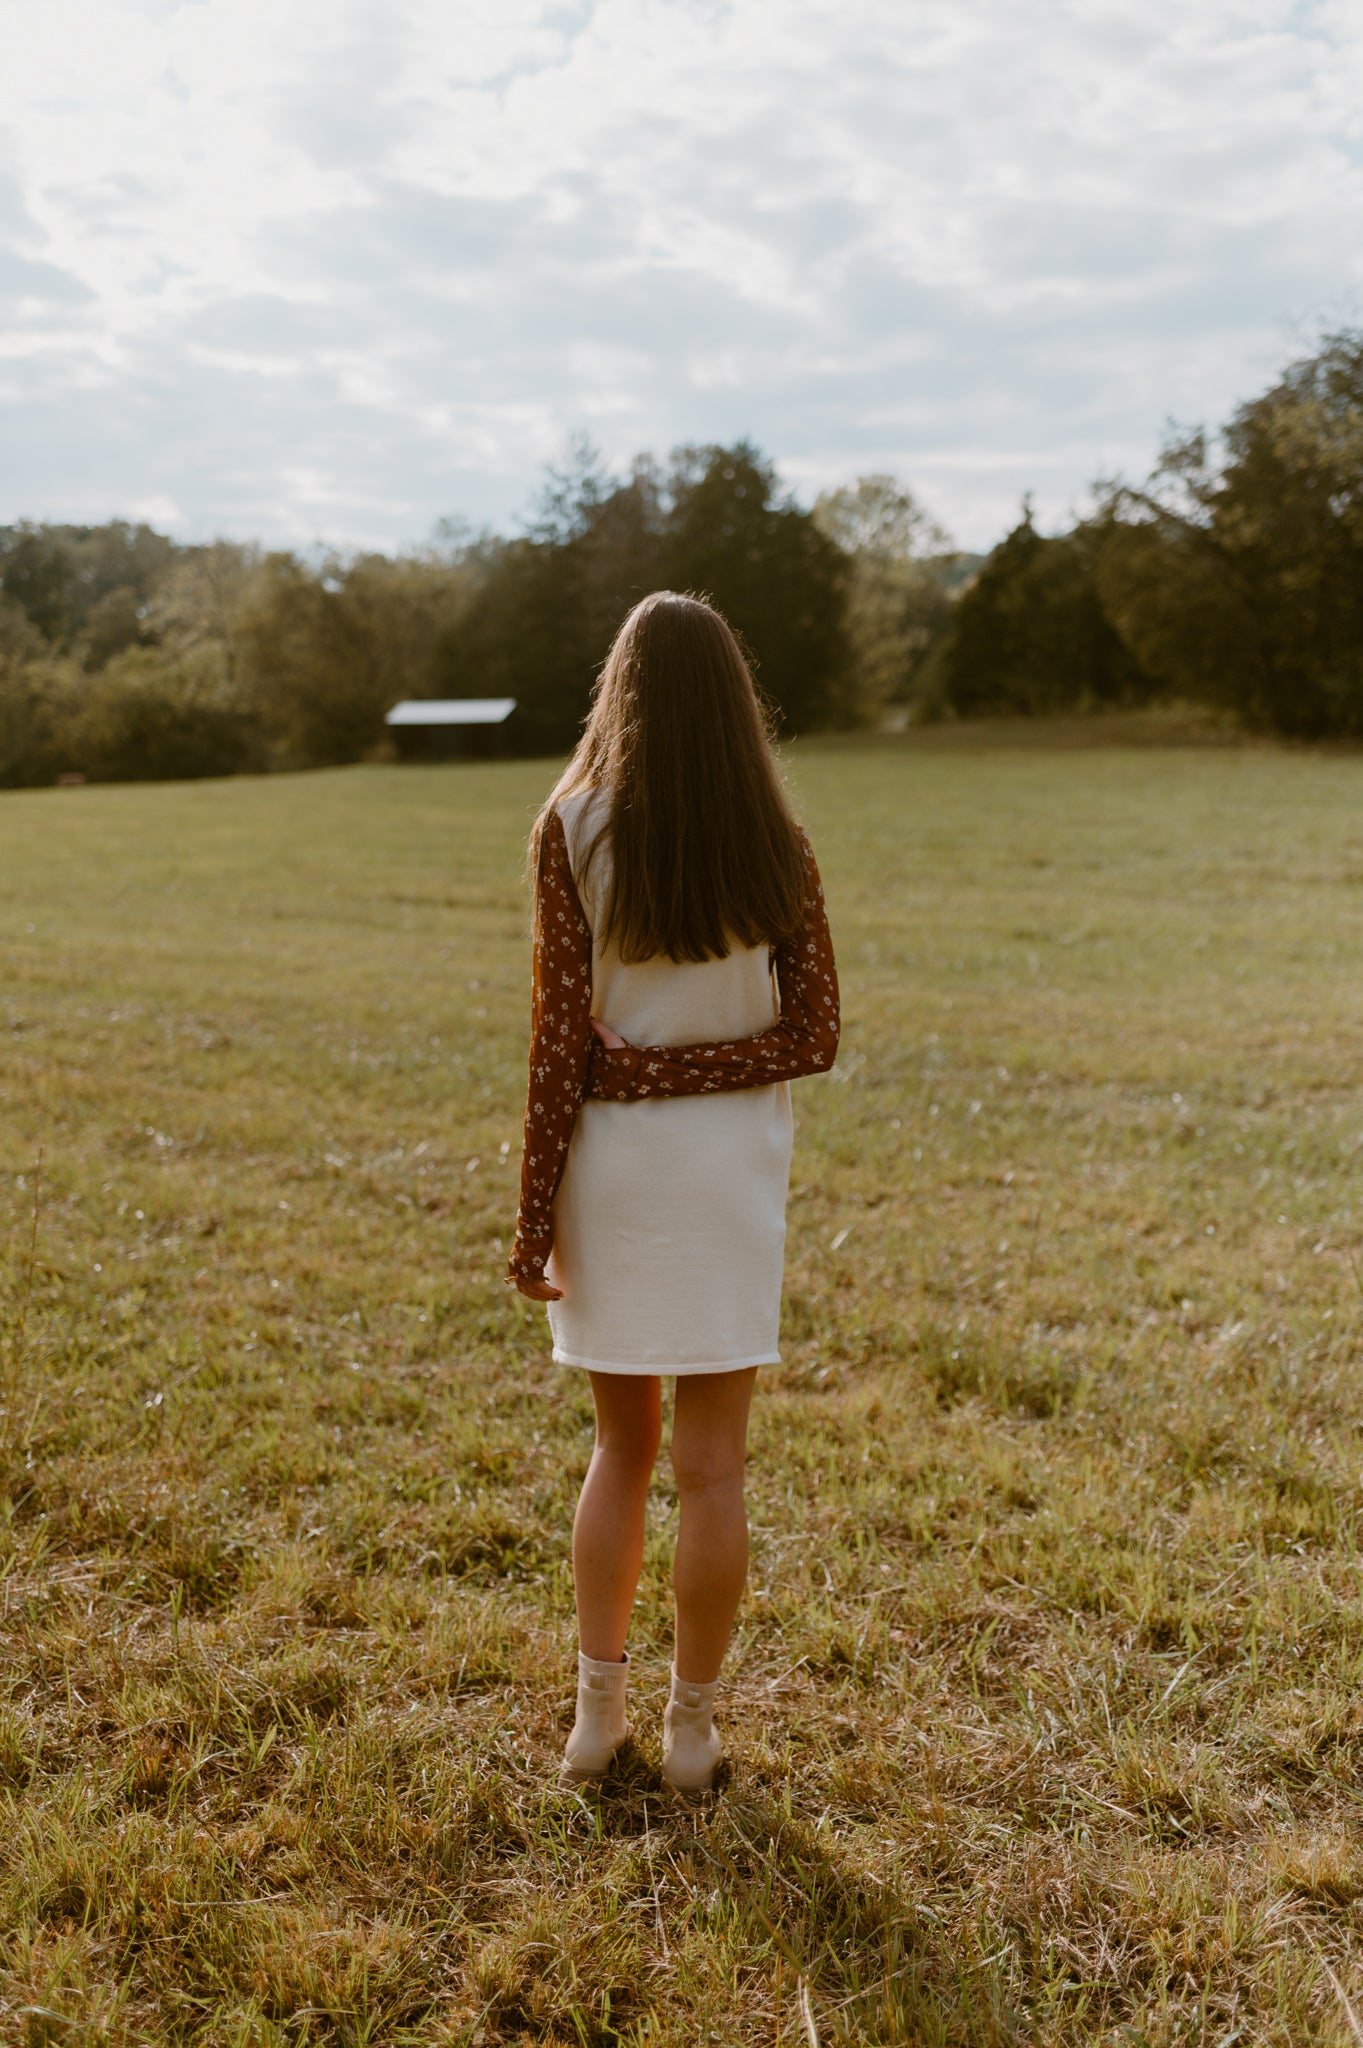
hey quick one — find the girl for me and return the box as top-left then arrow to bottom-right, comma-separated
507,591 -> 839,1792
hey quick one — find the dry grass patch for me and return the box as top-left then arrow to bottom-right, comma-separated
6,740 -> 1363,2041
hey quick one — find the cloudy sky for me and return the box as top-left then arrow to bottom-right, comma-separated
1,0 -> 1360,554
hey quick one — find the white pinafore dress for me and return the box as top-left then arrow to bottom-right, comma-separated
545,790 -> 794,1375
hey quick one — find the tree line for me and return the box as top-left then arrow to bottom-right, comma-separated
0,442 -> 961,784
931,329 -> 1363,739
1,330 -> 1360,786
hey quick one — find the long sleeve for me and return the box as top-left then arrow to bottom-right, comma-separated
587,831 -> 839,1101
507,809 -> 594,1284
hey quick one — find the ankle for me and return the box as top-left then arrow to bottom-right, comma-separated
578,1647 -> 629,1679
669,1667 -> 719,1710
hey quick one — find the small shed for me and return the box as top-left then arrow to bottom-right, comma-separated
384,698 -> 516,761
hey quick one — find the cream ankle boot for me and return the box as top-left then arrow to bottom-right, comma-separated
661,1669 -> 723,1793
560,1651 -> 630,1785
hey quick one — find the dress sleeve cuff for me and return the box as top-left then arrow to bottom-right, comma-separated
588,1041 -> 644,1098
506,1238 -> 550,1283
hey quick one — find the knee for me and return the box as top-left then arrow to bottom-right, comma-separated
669,1438 -> 746,1498
596,1415 -> 662,1487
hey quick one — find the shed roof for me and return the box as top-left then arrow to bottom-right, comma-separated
385,698 -> 516,727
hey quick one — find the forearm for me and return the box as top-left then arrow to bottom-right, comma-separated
588,1014 -> 837,1099
508,1060 -> 587,1279
507,809 -> 594,1282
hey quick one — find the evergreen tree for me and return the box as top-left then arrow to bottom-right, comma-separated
936,503 -> 1154,717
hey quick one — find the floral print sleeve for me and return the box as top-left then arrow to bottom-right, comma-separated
507,808 -> 593,1285
587,831 -> 839,1101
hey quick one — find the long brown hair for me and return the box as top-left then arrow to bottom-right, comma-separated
538,591 -> 808,964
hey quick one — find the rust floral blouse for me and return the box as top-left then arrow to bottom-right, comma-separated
507,809 -> 840,1285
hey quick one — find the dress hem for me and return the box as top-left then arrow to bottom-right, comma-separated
550,1347 -> 779,1376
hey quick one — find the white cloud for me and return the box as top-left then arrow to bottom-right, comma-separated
0,0 -> 1360,550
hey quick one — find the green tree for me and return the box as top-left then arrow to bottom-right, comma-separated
145,540 -> 257,694
79,586 -> 151,671
814,475 -> 954,720
1094,331 -> 1363,736
432,536 -> 597,755
0,601 -> 76,786
336,550 -> 476,710
70,647 -> 262,782
934,503 -> 1154,718
0,526 -> 76,642
66,521 -> 177,629
660,441 -> 850,730
0,520 -> 177,647
438,439 -> 652,756
435,440 -> 851,748
232,555 -> 389,767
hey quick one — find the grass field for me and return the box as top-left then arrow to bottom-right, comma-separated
5,734 -> 1363,2046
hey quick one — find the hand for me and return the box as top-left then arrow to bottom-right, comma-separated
515,1275 -> 563,1301
590,1017 -> 628,1050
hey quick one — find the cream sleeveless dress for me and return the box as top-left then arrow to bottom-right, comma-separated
545,790 -> 794,1375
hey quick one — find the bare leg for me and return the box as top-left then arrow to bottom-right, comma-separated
669,1367 -> 758,1684
573,1372 -> 663,1662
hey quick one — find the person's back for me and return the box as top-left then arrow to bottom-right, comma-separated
560,784 -> 780,1049
547,781 -> 796,1377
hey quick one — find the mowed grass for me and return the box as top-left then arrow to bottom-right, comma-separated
5,735 -> 1363,2045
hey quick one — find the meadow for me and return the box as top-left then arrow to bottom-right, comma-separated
4,732 -> 1363,2046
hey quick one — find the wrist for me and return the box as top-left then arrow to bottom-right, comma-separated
588,1041 -> 643,1097
507,1237 -> 549,1282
